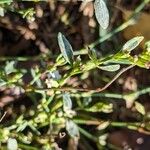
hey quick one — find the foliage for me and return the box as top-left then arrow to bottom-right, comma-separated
0,0 -> 150,149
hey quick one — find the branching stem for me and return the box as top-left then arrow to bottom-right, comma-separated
27,65 -> 135,93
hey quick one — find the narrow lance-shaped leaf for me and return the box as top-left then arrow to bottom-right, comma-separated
99,64 -> 120,72
94,0 -> 109,29
122,36 -> 144,52
63,93 -> 72,112
135,102 -> 145,115
58,32 -> 74,65
66,120 -> 79,138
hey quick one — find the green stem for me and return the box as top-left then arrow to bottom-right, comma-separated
74,0 -> 150,55
74,118 -> 141,128
71,87 -> 150,100
26,86 -> 150,100
71,92 -> 123,99
90,20 -> 134,48
135,87 -> 150,96
92,0 -> 150,48
74,118 -> 101,125
19,143 -> 38,150
78,127 -> 97,142
75,119 -> 147,133
111,122 -> 140,128
26,65 -> 134,93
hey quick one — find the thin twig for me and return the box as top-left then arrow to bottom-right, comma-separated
0,111 -> 7,122
75,119 -> 150,135
27,65 -> 135,93
94,64 -> 135,92
74,64 -> 135,93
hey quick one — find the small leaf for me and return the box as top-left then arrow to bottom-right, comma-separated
122,36 -> 144,52
97,121 -> 110,130
66,120 -> 79,138
58,32 -> 74,65
99,64 -> 120,72
5,61 -> 16,75
63,93 -> 72,112
94,0 -> 109,29
7,138 -> 18,150
135,102 -> 145,115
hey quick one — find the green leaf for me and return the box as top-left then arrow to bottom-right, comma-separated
63,93 -> 72,112
58,32 -> 74,65
122,36 -> 144,52
66,120 -> 79,138
5,61 -> 16,75
135,102 -> 145,115
94,0 -> 109,29
98,64 -> 120,72
86,102 -> 113,113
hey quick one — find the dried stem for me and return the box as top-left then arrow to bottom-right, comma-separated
27,65 -> 135,93
0,111 -> 7,123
